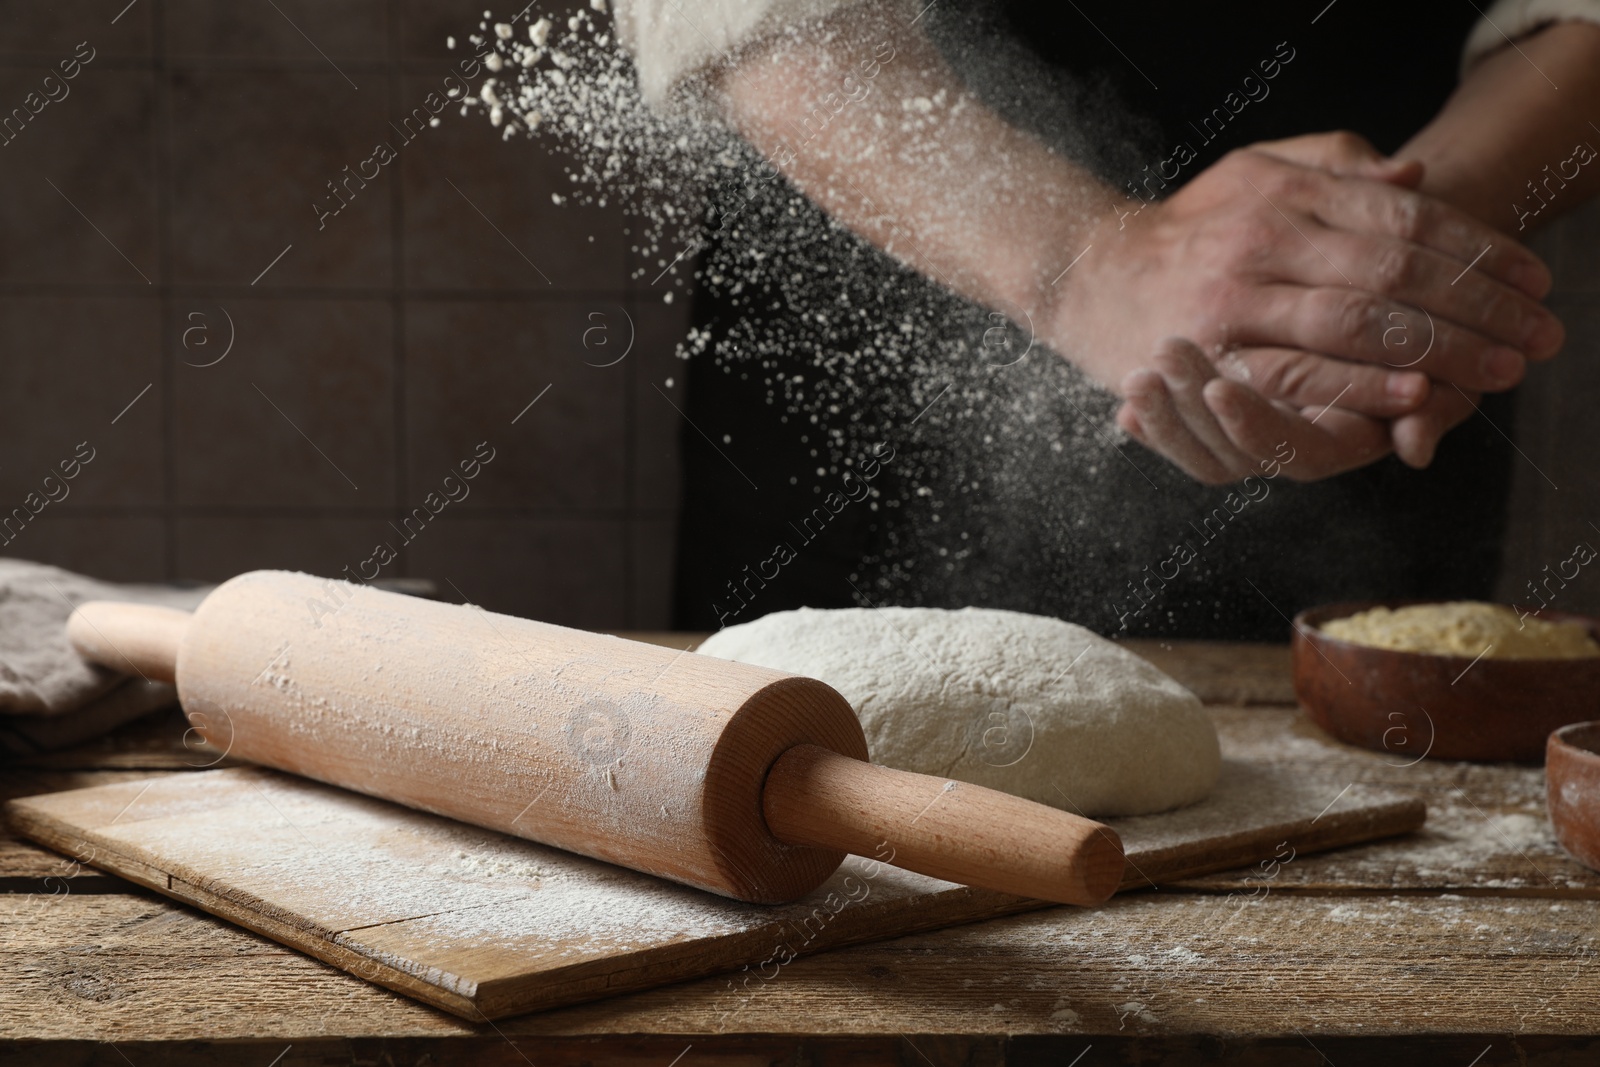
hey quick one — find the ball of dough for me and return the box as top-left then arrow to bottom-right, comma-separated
697,606 -> 1220,817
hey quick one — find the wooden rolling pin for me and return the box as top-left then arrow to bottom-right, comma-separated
67,570 -> 1124,906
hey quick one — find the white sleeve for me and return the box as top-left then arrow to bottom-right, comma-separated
1464,0 -> 1600,69
615,0 -> 862,106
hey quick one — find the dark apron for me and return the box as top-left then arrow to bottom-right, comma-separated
674,0 -> 1514,640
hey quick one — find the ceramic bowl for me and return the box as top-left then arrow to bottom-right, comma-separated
1291,601 -> 1600,763
1547,722 -> 1600,871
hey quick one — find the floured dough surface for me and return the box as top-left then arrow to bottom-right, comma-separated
697,606 -> 1220,817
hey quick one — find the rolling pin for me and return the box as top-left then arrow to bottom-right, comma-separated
66,570 -> 1124,906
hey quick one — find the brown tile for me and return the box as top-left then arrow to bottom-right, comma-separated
172,298 -> 395,507
398,76 -> 630,293
0,68 -> 158,285
175,514 -> 392,582
0,514 -> 166,582
0,2 -> 153,59
407,516 -> 627,627
0,296 -> 163,507
166,0 -> 389,63
630,297 -> 690,512
404,299 -> 626,510
631,517 -> 676,629
167,67 -> 392,287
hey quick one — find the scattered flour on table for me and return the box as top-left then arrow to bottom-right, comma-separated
403,855 -> 757,953
697,606 -> 1220,816
1396,809 -> 1561,888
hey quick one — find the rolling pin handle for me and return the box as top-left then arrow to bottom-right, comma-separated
66,601 -> 191,684
761,744 -> 1126,907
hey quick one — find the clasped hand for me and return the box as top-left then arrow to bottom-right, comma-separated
1051,132 -> 1562,485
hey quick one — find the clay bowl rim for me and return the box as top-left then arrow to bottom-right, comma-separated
1550,720 -> 1600,763
1293,599 -> 1600,668
1547,721 -> 1600,869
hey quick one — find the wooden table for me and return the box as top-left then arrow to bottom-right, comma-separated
5,639 -> 1600,1064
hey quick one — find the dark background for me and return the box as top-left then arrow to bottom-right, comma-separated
0,0 -> 1595,628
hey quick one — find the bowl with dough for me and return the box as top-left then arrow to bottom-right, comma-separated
1292,600 -> 1600,762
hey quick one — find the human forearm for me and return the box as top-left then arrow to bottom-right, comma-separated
1398,20 -> 1600,230
712,3 -> 1108,330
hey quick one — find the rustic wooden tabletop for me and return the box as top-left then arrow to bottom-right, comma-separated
4,638 -> 1599,1065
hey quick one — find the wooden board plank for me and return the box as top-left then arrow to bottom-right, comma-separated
13,704 -> 1559,900
15,703 -> 1570,902
0,770 -> 180,892
5,747 -> 1419,1021
1172,705 -> 1600,896
7,891 -> 1600,1043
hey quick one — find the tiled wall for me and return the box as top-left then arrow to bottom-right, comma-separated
0,0 -> 688,628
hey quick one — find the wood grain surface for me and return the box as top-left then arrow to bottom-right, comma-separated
6,891 -> 1600,1056
1174,706 -> 1598,896
6,638 -> 1596,1060
5,737 -> 1419,1020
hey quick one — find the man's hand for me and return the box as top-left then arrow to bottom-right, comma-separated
715,4 -> 1578,485
1383,20 -> 1600,467
1051,132 -> 1560,426
1116,338 -> 1393,485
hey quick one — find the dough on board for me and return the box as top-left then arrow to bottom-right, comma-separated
697,606 -> 1220,816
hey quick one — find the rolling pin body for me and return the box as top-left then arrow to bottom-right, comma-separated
68,571 -> 1124,906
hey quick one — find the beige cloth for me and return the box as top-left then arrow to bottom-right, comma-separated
0,560 -> 209,755
614,0 -> 1600,104
1466,0 -> 1600,70
615,0 -> 858,105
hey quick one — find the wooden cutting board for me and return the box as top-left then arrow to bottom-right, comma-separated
6,759 -> 1422,1021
